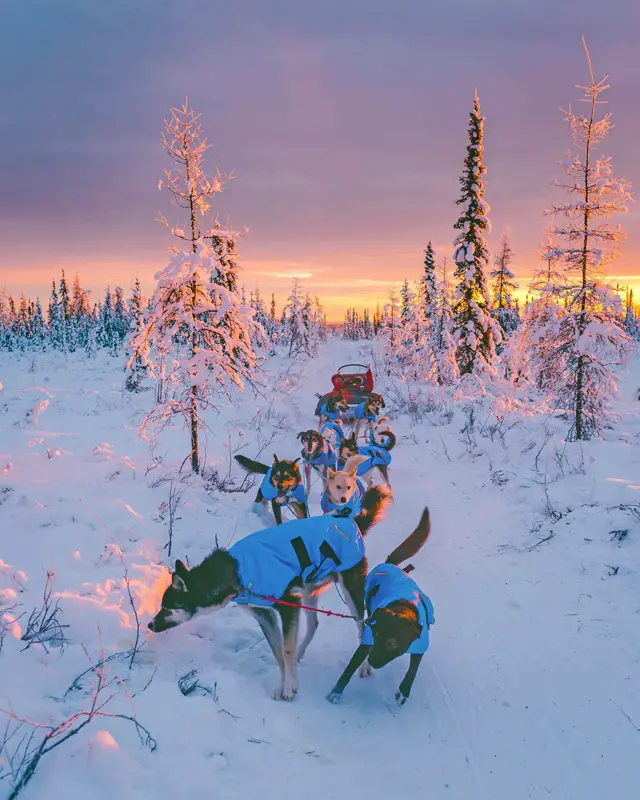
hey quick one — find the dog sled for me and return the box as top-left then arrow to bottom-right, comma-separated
314,363 -> 375,418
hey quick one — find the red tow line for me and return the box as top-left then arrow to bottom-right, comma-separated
247,591 -> 363,622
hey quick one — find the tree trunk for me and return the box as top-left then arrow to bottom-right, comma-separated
574,84 -> 595,440
190,385 -> 199,474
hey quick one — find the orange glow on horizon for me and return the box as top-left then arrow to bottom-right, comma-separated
2,261 -> 640,323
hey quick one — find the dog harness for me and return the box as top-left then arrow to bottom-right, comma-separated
361,563 -> 435,655
318,401 -> 342,421
230,516 -> 366,608
354,401 -> 377,422
259,469 -> 308,508
302,440 -> 337,469
355,444 -> 392,476
320,477 -> 366,517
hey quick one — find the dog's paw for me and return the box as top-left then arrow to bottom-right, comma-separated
395,690 -> 408,707
326,690 -> 343,704
272,675 -> 299,701
358,662 -> 373,679
272,685 -> 298,701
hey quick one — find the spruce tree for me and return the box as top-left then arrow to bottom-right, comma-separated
113,286 -> 128,343
534,41 -> 634,439
490,228 -> 519,337
451,93 -> 501,375
125,277 -> 146,391
59,270 -> 71,321
32,299 -> 47,351
139,99 -> 262,473
48,281 -> 65,352
422,241 -> 438,320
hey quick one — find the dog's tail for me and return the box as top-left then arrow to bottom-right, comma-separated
234,454 -> 269,475
354,485 -> 393,535
385,507 -> 431,566
378,430 -> 396,451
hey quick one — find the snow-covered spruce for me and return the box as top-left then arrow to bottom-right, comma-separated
525,41 -> 635,439
129,241 -> 264,474
280,278 -> 325,358
451,93 -> 501,376
490,228 -> 519,340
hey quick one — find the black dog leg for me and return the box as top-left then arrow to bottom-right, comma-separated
338,563 -> 371,678
271,499 -> 283,525
395,654 -> 423,706
327,645 -> 373,704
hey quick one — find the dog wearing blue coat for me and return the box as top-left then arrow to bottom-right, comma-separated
327,507 -> 433,706
148,486 -> 393,701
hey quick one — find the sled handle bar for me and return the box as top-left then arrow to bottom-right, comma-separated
337,363 -> 370,372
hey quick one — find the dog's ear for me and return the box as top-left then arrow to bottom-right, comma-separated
380,396 -> 386,407
171,573 -> 187,592
292,457 -> 300,466
273,454 -> 280,463
297,432 -> 304,440
343,454 -> 367,475
175,559 -> 188,577
327,468 -> 337,479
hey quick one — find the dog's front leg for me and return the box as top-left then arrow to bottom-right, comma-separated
271,498 -> 283,525
396,654 -> 423,706
251,608 -> 285,690
327,645 -> 373,704
274,597 -> 301,700
354,419 -> 362,442
304,462 -> 312,496
338,565 -> 372,678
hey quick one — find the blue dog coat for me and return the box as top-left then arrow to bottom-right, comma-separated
259,469 -> 307,508
318,402 -> 342,422
355,444 -> 392,476
361,563 -> 435,655
320,478 -> 366,516
230,516 -> 365,608
354,401 -> 377,422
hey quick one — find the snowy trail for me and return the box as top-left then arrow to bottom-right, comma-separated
1,342 -> 639,800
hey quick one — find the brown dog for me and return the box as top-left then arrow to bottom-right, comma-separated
318,390 -> 349,432
297,429 -> 337,494
235,454 -> 308,525
354,393 -> 386,442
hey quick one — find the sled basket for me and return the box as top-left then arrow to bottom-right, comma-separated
314,364 -> 376,415
331,364 -> 374,394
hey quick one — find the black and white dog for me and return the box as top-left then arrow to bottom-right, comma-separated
148,486 -> 392,700
327,507 -> 434,706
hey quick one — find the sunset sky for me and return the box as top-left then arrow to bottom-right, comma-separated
0,0 -> 638,320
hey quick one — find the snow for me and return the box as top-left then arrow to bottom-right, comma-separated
1,340 -> 640,799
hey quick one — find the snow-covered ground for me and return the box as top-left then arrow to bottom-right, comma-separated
1,340 -> 639,800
